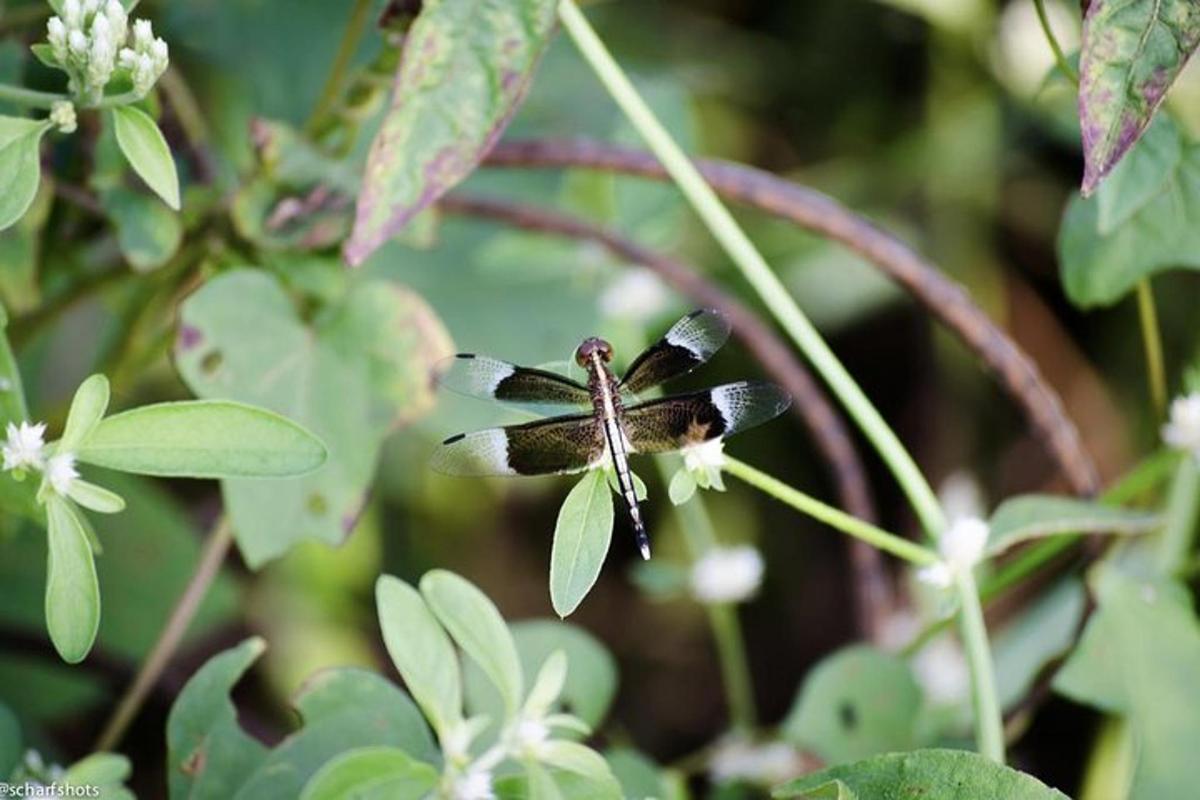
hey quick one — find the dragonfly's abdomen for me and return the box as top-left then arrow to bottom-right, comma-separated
588,354 -> 651,559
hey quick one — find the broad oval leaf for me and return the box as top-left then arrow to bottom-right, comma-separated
986,494 -> 1159,556
76,400 -> 327,478
1079,0 -> 1200,194
773,749 -> 1068,799
344,0 -> 559,265
44,495 -> 100,663
526,760 -> 564,800
550,470 -> 614,618
299,746 -> 438,800
101,186 -> 183,272
111,105 -> 181,210
60,374 -> 110,452
420,570 -> 524,716
375,574 -> 463,737
0,116 -> 50,231
537,740 -> 622,800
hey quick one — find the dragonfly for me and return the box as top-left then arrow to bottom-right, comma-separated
430,309 -> 791,559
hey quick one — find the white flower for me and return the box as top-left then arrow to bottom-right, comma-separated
938,470 -> 984,525
45,452 -> 79,496
911,635 -> 970,706
132,18 -> 153,48
68,29 -> 87,54
709,738 -> 804,785
513,717 -> 550,758
598,269 -> 672,321
683,437 -> 726,473
690,545 -> 764,604
104,0 -> 127,42
82,0 -> 99,17
451,769 -> 494,800
150,37 -> 168,67
47,17 -> 68,60
3,422 -> 46,471
918,516 -> 989,589
63,0 -> 82,29
50,101 -> 77,133
1163,393 -> 1200,460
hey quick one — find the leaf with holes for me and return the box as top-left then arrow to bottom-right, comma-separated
1079,0 -> 1200,194
174,268 -> 451,567
343,0 -> 559,265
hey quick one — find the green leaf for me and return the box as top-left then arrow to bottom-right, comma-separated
61,374 -> 110,452
111,105 -> 181,210
550,470 -> 614,618
44,495 -> 100,663
781,645 -> 923,763
1079,0 -> 1200,194
0,116 -> 50,231
76,400 -> 327,479
101,187 -> 184,271
375,574 -> 463,737
0,298 -> 28,427
67,480 -> 125,514
0,174 -> 51,314
231,669 -> 437,800
420,569 -> 524,717
343,0 -> 559,265
299,746 -> 439,800
986,494 -> 1159,556
0,700 -> 20,778
175,269 -> 450,567
604,749 -> 671,800
526,760 -> 564,800
464,620 -> 618,735
167,638 -> 269,800
62,753 -> 132,795
1058,119 -> 1200,307
667,469 -> 696,505
777,780 -> 856,800
993,578 -> 1087,711
29,44 -> 61,69
537,740 -> 622,800
1053,570 -> 1200,797
524,650 -> 567,715
773,749 -> 1068,799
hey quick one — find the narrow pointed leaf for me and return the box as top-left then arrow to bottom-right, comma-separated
67,480 -> 125,514
76,400 -> 327,478
344,0 -> 558,265
44,495 -> 100,663
550,470 -> 614,618
420,570 -> 524,716
61,374 -> 110,452
986,494 -> 1159,556
0,116 -> 50,231
1079,0 -> 1200,194
111,105 -> 181,210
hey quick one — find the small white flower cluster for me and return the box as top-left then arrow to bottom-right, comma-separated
1163,392 -> 1200,462
45,0 -> 168,104
917,516 -> 989,589
690,544 -> 764,604
709,737 -> 805,786
598,269 -> 672,322
683,437 -> 727,489
1,420 -> 78,497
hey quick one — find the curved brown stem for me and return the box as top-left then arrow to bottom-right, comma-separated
482,138 -> 1100,498
440,193 -> 892,639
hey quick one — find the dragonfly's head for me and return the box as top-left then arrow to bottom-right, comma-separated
575,337 -> 613,367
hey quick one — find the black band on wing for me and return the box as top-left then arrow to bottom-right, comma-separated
619,309 -> 731,395
437,354 -> 591,408
430,412 -> 605,477
622,381 -> 791,454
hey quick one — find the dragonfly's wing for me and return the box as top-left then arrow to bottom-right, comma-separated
431,412 -> 605,476
619,309 -> 731,395
622,381 -> 791,453
438,354 -> 591,410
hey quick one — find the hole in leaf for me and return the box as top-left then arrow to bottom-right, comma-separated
200,350 -> 223,375
839,701 -> 857,731
307,493 -> 328,516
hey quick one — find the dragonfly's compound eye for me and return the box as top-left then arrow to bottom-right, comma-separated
576,337 -> 613,366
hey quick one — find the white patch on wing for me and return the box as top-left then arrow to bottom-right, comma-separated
429,428 -> 517,476
710,381 -> 792,436
663,310 -> 731,359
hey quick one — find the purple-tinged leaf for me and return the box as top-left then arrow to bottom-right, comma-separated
1079,0 -> 1200,195
343,0 -> 558,266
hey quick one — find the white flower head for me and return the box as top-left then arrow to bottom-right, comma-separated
68,29 -> 88,54
938,470 -> 984,525
451,768 -> 495,800
598,268 -> 672,322
132,18 -> 153,48
911,635 -> 970,705
918,516 -> 989,589
47,17 -> 68,60
513,717 -> 550,758
104,0 -> 127,42
681,437 -> 727,491
690,545 -> 764,604
3,421 -> 46,472
1163,393 -> 1200,460
45,452 -> 79,496
709,738 -> 804,785
82,0 -> 100,17
50,101 -> 77,133
63,0 -> 83,29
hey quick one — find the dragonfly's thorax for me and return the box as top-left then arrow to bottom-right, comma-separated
585,353 -> 623,423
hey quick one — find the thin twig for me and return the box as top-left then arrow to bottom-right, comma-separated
1135,280 -> 1167,418
94,516 -> 234,752
307,0 -> 375,134
439,193 -> 894,638
482,138 -> 1101,498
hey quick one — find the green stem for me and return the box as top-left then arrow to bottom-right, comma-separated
1033,0 -> 1079,87
307,0 -> 374,133
956,571 -> 1005,762
663,462 -> 756,732
0,83 -> 68,109
722,455 -> 938,567
1159,456 -> 1200,575
1135,280 -> 1168,419
558,0 -> 945,539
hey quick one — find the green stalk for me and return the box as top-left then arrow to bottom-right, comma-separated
1033,0 -> 1079,87
663,464 -> 757,732
722,456 -> 938,567
1159,457 -> 1200,577
0,83 -> 68,109
1135,280 -> 1168,419
307,0 -> 374,133
558,0 -> 945,539
955,571 -> 1005,763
